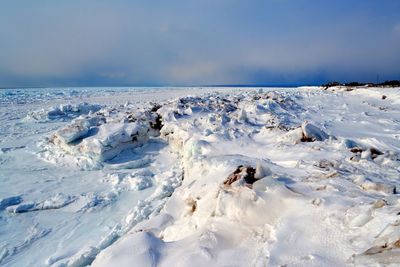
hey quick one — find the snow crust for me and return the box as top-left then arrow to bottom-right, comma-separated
1,86 -> 400,267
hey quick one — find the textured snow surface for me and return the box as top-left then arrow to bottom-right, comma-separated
1,86 -> 400,267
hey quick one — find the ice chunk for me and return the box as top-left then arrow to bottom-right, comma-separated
301,121 -> 329,141
0,195 -> 22,210
7,202 -> 35,213
349,211 -> 373,227
45,116 -> 153,168
354,222 -> 400,264
361,181 -> 396,194
353,175 -> 396,194
105,172 -> 153,191
78,192 -> 118,212
281,122 -> 330,143
25,102 -> 103,122
239,109 -> 247,122
280,127 -> 303,143
254,161 -> 272,179
342,139 -> 361,149
129,175 -> 153,191
66,246 -> 100,267
6,193 -> 76,213
55,120 -> 91,144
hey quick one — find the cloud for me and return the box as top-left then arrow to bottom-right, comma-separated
0,0 -> 399,87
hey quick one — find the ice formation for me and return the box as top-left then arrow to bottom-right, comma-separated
1,86 -> 400,266
24,103 -> 103,122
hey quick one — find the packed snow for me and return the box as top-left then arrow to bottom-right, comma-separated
1,86 -> 400,266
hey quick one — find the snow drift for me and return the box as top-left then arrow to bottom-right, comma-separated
1,86 -> 400,267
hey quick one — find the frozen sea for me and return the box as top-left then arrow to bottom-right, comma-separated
1,86 -> 400,267
0,86 -> 257,266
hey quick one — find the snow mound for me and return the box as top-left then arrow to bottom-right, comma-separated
38,105 -> 163,169
93,232 -> 163,267
24,102 -> 103,122
6,86 -> 397,266
93,87 -> 400,267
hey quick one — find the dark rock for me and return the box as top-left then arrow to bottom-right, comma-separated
323,81 -> 342,89
370,148 -> 383,159
300,135 -> 314,142
149,113 -> 163,131
350,147 -> 363,154
150,104 -> 162,112
223,166 -> 257,186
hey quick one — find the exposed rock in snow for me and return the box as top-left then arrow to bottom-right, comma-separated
223,165 -> 257,186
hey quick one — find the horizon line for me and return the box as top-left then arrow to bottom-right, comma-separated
0,83 -> 323,90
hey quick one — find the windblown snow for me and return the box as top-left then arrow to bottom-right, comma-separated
1,86 -> 400,267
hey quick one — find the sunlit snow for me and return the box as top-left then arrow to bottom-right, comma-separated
1,86 -> 400,267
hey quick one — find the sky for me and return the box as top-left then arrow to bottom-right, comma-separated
0,0 -> 400,87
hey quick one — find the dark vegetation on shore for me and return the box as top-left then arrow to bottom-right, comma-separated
323,80 -> 400,89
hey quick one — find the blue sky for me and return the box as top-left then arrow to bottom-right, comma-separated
0,0 -> 399,87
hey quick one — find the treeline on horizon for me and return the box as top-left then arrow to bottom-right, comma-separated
323,80 -> 400,88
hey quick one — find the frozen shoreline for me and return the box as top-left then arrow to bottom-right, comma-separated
1,86 -> 400,266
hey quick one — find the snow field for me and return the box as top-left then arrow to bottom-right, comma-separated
1,86 -> 399,266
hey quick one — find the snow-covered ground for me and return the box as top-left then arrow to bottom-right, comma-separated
1,86 -> 399,266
